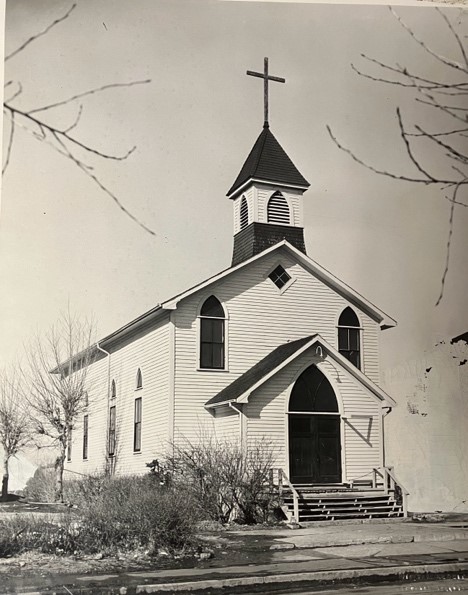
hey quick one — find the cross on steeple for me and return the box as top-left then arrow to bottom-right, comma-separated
247,57 -> 285,128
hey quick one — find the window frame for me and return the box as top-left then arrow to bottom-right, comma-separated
108,405 -> 116,457
197,296 -> 228,372
266,262 -> 295,294
134,397 -> 142,453
136,368 -> 143,390
240,195 -> 249,230
337,307 -> 362,370
83,414 -> 89,461
67,428 -> 72,462
267,191 -> 291,226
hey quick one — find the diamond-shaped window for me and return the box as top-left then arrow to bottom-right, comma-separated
269,265 -> 291,290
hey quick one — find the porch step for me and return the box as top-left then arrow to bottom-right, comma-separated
281,489 -> 404,523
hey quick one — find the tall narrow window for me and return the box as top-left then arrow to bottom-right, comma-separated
267,192 -> 290,225
338,307 -> 361,369
240,196 -> 249,230
83,415 -> 89,460
108,406 -> 116,457
111,379 -> 116,399
200,296 -> 225,369
136,368 -> 143,390
67,429 -> 72,462
134,397 -> 142,452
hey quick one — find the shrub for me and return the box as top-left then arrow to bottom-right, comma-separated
24,467 -> 56,502
166,437 -> 279,524
3,474 -> 198,558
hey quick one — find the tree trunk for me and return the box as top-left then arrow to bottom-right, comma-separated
1,455 -> 9,502
54,449 -> 66,503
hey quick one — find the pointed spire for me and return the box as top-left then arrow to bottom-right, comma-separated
227,127 -> 310,198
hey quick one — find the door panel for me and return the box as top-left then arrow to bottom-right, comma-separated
289,415 -> 341,484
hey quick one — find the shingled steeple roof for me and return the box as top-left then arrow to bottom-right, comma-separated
227,125 -> 310,198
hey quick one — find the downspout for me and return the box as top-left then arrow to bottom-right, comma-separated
381,405 -> 392,468
229,402 -> 246,451
96,342 -> 111,465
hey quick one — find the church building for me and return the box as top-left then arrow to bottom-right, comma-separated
65,60 -> 407,521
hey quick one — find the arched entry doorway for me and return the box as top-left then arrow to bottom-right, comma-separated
289,365 -> 342,484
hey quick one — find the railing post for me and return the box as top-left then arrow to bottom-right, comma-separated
372,468 -> 377,489
293,492 -> 299,524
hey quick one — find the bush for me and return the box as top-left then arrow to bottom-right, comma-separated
4,474 -> 198,558
24,467 -> 56,502
76,475 -> 197,553
167,437 -> 280,524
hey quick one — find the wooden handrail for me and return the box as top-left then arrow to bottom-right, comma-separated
373,466 -> 409,517
274,468 -> 300,524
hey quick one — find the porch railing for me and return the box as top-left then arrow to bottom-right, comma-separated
373,466 -> 409,517
270,468 -> 300,523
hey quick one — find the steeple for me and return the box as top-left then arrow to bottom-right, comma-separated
228,59 -> 310,266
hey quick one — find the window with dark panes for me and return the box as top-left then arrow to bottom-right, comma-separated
136,368 -> 143,390
83,415 -> 89,460
269,265 -> 291,290
134,397 -> 142,452
108,406 -> 116,457
67,428 -> 72,462
200,296 -> 225,369
338,307 -> 361,369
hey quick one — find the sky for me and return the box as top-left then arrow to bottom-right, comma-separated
1,0 -> 468,373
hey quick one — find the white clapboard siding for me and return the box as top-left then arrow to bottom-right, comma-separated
244,354 -> 382,482
173,248 -> 383,445
65,315 -> 171,477
213,405 -> 239,442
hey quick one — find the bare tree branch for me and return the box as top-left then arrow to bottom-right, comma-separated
2,112 -> 15,175
52,132 -> 157,236
436,7 -> 468,69
396,108 -> 437,181
435,181 -> 464,306
28,80 -> 151,115
5,3 -> 77,62
391,7 -> 468,75
4,103 -> 136,161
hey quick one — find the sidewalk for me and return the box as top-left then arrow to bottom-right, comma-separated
4,519 -> 468,594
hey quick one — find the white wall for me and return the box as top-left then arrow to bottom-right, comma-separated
173,246 -> 382,445
383,339 -> 468,513
65,314 -> 171,477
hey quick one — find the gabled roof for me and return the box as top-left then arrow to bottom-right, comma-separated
205,334 -> 397,409
162,240 -> 397,329
227,126 -> 310,198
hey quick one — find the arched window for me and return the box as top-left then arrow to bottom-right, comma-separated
240,196 -> 249,230
338,307 -> 361,369
267,192 -> 290,225
136,368 -> 143,390
111,380 -> 116,399
289,365 -> 338,413
200,296 -> 225,369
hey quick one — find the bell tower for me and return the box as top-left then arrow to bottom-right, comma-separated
228,59 -> 310,266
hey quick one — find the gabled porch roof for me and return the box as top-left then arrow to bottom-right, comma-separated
205,334 -> 397,409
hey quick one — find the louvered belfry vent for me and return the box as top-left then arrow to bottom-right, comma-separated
240,197 -> 249,230
268,192 -> 290,225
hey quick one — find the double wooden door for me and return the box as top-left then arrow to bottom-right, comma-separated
289,414 -> 342,484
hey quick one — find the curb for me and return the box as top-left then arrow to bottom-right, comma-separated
135,562 -> 468,593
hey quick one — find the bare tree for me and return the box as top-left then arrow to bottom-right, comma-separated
25,312 -> 96,502
327,8 -> 468,305
3,3 -> 154,236
0,368 -> 32,501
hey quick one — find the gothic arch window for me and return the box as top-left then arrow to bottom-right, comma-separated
111,379 -> 116,400
338,307 -> 361,369
136,368 -> 143,390
267,192 -> 290,225
240,196 -> 249,230
199,296 -> 226,370
289,365 -> 339,413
